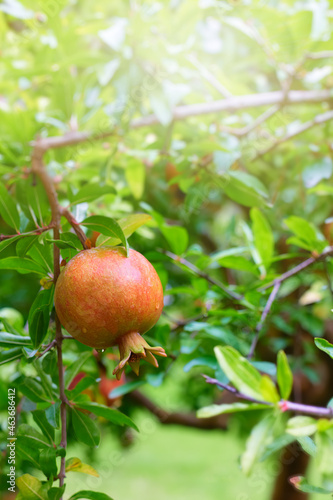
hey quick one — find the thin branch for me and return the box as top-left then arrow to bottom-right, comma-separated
31,138 -> 68,496
38,339 -> 57,358
27,90 -> 333,154
0,225 -> 54,242
60,208 -> 88,249
305,51 -> 333,60
160,249 -> 242,301
259,246 -> 333,292
203,375 -> 272,405
248,281 -> 281,359
220,105 -> 279,137
255,109 -> 333,158
187,54 -> 232,98
130,389 -> 227,430
203,376 -> 333,418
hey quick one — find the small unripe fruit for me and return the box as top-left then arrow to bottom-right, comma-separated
54,247 -> 166,378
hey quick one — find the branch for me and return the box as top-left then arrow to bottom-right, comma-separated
59,208 -> 88,249
204,376 -> 333,418
259,246 -> 333,292
130,389 -> 227,430
160,249 -> 242,301
219,105 -> 279,137
305,51 -> 333,60
27,90 -> 333,154
248,281 -> 281,359
255,109 -> 333,158
31,138 -> 68,495
0,225 -> 54,242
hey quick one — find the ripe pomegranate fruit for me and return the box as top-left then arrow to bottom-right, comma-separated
54,247 -> 166,379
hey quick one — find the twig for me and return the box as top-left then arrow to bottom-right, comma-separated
60,208 -> 88,249
203,376 -> 333,418
31,138 -> 68,496
305,51 -> 333,60
220,105 -> 279,137
255,109 -> 333,158
160,249 -> 242,301
259,246 -> 333,292
0,225 -> 54,242
39,339 -> 57,357
187,54 -> 232,98
248,282 -> 281,359
26,90 -> 333,154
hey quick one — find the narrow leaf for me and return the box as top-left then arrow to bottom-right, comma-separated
277,350 -> 293,400
75,402 -> 138,431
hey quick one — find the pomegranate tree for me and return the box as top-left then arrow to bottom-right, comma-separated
54,247 -> 166,379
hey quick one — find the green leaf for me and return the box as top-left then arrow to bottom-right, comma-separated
48,487 -> 66,500
125,159 -> 146,199
214,346 -> 275,402
16,235 -> 40,258
96,214 -> 152,247
39,448 -> 58,477
66,457 -> 99,477
28,288 -> 54,348
289,476 -> 332,494
69,491 -> 114,500
183,356 -> 218,372
314,337 -> 333,359
70,183 -> 116,205
72,408 -> 101,447
217,256 -> 258,274
17,424 -> 52,449
0,257 -> 46,275
32,410 -> 55,442
81,216 -> 129,256
250,208 -> 274,268
277,350 -> 293,400
16,473 -> 49,500
64,351 -> 92,388
0,182 -> 20,231
75,402 -> 139,431
0,347 -> 23,365
0,235 -> 21,254
241,414 -> 274,475
67,375 -> 96,400
223,171 -> 269,208
18,377 -> 52,403
286,416 -> 318,437
45,402 -> 60,429
284,216 -> 327,253
197,402 -> 269,418
161,225 -> 188,255
16,441 -> 40,469
0,332 -> 32,347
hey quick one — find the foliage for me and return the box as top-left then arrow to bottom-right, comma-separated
0,0 -> 333,498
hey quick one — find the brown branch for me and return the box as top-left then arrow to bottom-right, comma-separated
130,389 -> 227,430
255,109 -> 333,158
0,225 -> 54,242
31,138 -> 68,495
160,249 -> 242,301
259,246 -> 333,292
60,208 -> 88,249
204,377 -> 333,418
248,281 -> 281,359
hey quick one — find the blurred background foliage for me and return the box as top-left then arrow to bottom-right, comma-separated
1,0 -> 333,499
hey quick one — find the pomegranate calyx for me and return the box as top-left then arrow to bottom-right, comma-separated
113,331 -> 167,380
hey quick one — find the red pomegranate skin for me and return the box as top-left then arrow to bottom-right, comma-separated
54,247 -> 164,349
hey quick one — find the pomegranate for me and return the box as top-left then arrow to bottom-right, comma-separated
54,247 -> 166,379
